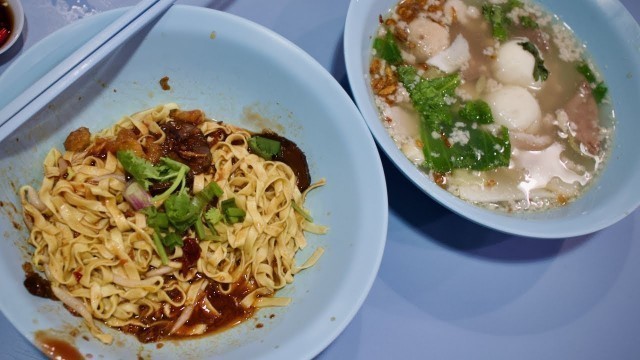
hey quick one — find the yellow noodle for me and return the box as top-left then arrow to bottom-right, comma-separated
20,104 -> 327,344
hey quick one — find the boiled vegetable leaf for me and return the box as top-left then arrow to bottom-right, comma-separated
482,0 -> 524,41
459,100 -> 494,125
373,30 -> 403,65
576,61 -> 608,104
592,82 -> 608,104
397,66 -> 511,173
519,41 -> 549,82
249,136 -> 281,160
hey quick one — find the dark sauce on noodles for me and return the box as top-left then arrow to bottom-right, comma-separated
121,275 -> 257,343
256,131 -> 311,192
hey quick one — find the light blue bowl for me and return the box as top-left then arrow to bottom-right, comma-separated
0,6 -> 387,359
345,0 -> 640,238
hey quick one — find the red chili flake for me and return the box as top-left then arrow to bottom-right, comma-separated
0,28 -> 10,46
179,238 -> 201,276
73,270 -> 83,282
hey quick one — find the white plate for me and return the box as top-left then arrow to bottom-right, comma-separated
0,6 -> 387,359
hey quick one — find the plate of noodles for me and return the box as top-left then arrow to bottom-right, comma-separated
344,0 -> 640,237
0,5 -> 387,359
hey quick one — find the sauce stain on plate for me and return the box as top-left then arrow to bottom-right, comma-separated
35,330 -> 85,360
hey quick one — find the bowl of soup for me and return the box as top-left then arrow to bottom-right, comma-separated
344,0 -> 640,238
0,0 -> 24,55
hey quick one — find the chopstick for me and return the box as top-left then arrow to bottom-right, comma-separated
0,0 -> 175,143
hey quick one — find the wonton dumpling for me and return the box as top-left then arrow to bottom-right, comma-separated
407,18 -> 450,63
485,86 -> 541,131
427,34 -> 471,74
493,40 -> 538,88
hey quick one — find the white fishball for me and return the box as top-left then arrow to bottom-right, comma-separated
407,18 -> 450,63
485,86 -> 541,131
493,40 -> 537,88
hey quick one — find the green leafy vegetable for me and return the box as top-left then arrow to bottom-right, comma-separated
519,41 -> 549,81
576,61 -> 608,104
482,0 -> 523,42
164,192 -> 196,233
205,208 -> 223,227
116,151 -> 159,190
592,82 -> 608,104
162,180 -> 224,234
162,232 -> 183,249
519,16 -> 538,29
576,62 -> 597,83
140,207 -> 170,264
194,216 -> 207,240
397,66 -> 511,173
459,101 -> 494,125
151,158 -> 189,204
248,136 -> 282,160
120,149 -> 225,260
373,30 -> 403,65
141,206 -> 169,230
150,232 -> 169,265
221,198 -> 246,224
116,150 -> 190,204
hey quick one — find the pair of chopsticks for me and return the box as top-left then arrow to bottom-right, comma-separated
0,0 -> 175,144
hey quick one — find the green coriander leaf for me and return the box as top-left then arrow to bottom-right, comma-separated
141,206 -> 169,230
116,150 -> 159,190
164,192 -> 198,233
162,232 -> 183,249
205,208 -> 222,226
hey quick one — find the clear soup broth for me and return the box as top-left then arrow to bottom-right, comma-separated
370,0 -> 614,212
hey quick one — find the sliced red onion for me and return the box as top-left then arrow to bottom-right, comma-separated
169,304 -> 194,335
123,181 -> 152,210
57,158 -> 69,175
25,186 -> 47,212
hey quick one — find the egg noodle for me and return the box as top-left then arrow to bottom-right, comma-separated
19,103 -> 327,344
